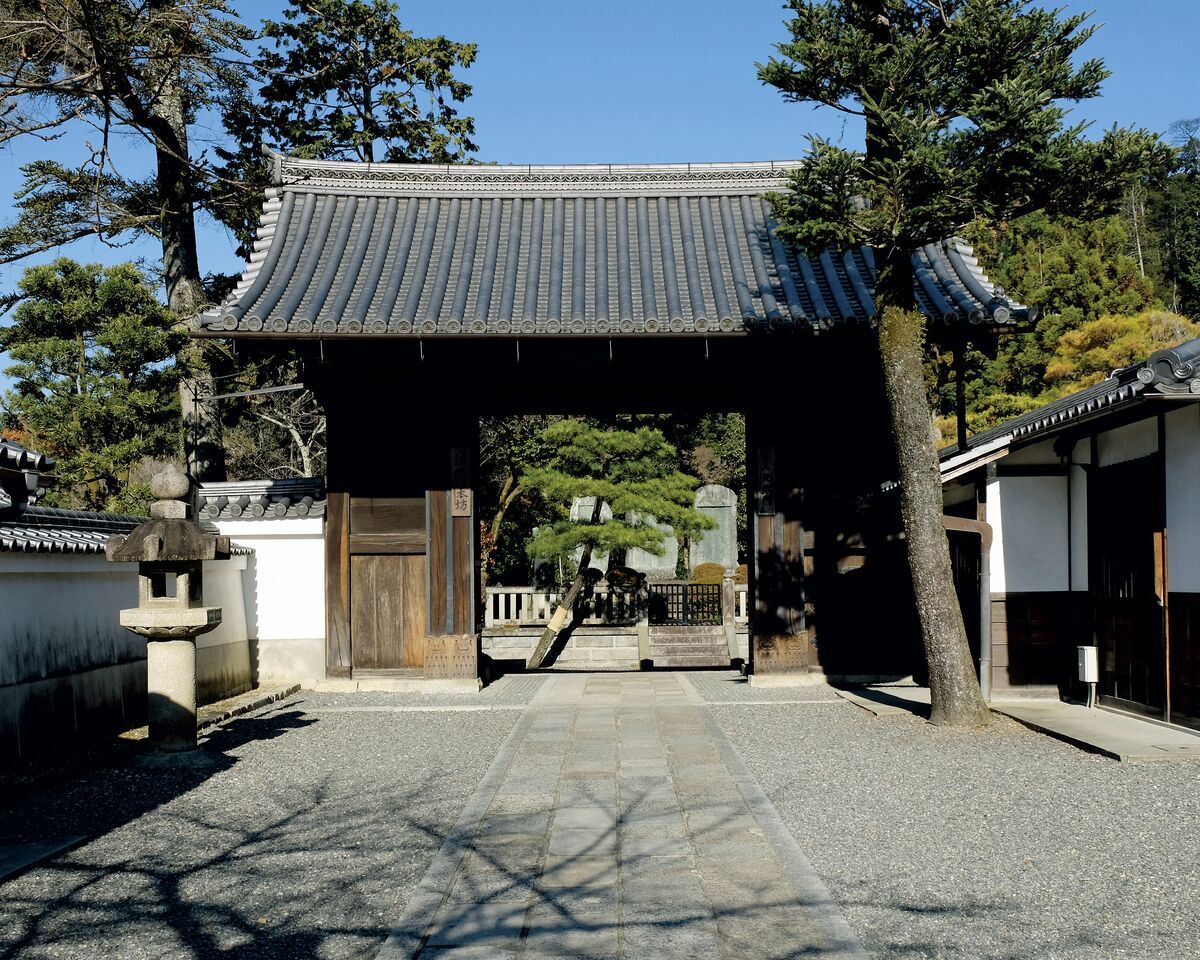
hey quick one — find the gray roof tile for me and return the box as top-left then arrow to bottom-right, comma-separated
0,506 -> 142,554
197,157 -> 1030,337
198,478 -> 325,521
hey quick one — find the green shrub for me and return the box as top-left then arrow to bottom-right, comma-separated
692,562 -> 726,583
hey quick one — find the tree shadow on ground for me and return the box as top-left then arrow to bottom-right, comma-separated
825,875 -> 1114,960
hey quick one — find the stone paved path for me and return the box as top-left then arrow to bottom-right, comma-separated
377,673 -> 865,959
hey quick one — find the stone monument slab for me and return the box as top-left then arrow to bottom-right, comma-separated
691,484 -> 737,573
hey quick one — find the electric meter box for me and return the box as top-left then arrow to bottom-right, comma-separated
1077,645 -> 1099,684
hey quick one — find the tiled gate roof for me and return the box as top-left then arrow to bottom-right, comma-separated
197,155 -> 1030,338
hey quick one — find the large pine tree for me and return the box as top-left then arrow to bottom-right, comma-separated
759,0 -> 1169,724
520,420 -> 714,669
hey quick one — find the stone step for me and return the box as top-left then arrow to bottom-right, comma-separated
647,653 -> 732,668
647,634 -> 729,646
649,625 -> 726,636
648,642 -> 732,656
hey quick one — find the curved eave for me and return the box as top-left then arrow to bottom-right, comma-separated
196,159 -> 1030,338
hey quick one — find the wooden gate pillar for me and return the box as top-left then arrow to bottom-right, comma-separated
747,412 -> 819,681
424,417 -> 481,681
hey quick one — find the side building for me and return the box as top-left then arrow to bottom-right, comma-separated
941,339 -> 1200,730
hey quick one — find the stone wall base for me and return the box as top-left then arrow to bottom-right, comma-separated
749,669 -> 830,688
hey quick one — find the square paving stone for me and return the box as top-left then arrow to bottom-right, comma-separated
620,919 -> 722,960
528,880 -> 620,915
479,812 -> 551,839
537,855 -> 620,890
554,806 -> 619,829
620,890 -> 711,923
620,835 -> 691,860
523,923 -> 620,959
487,795 -> 554,816
684,811 -> 757,834
557,783 -> 618,807
424,901 -> 528,948
562,769 -> 616,781
547,827 -> 618,856
619,817 -> 687,840
715,914 -> 826,959
446,871 -> 536,904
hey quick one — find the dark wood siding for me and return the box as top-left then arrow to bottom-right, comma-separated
1089,454 -> 1166,719
349,497 -> 425,554
989,592 -> 1084,692
1168,592 -> 1200,731
427,490 -> 448,636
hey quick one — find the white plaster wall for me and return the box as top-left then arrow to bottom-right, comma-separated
1003,438 -> 1061,466
200,555 -> 249,650
0,552 -> 252,761
213,517 -> 325,682
990,475 -> 1070,593
1166,405 -> 1200,592
0,555 -> 139,687
1096,416 -> 1159,467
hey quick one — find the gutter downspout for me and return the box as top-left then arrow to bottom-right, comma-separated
943,514 -> 994,700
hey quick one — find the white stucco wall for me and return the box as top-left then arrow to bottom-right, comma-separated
213,516 -> 326,682
1166,405 -> 1200,592
1002,438 -> 1060,466
0,552 -> 251,762
990,475 -> 1071,593
1096,416 -> 1159,466
0,556 -> 139,688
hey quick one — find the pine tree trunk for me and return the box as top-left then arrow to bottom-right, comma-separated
527,497 -> 604,668
150,16 -> 226,483
877,252 -> 990,726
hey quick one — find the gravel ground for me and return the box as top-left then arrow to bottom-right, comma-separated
711,695 -> 1200,960
0,688 -> 521,959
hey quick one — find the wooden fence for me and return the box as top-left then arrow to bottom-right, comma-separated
485,582 -> 750,629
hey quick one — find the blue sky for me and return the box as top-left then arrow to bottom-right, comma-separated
1,0 -> 1198,291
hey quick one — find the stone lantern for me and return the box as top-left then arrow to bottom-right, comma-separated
106,469 -> 231,752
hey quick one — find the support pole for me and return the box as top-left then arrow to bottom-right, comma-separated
943,515 -> 993,700
954,335 -> 970,452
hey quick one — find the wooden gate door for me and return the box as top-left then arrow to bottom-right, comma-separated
347,497 -> 428,673
1089,455 -> 1166,718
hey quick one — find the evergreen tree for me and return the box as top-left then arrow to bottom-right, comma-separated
1151,119 -> 1200,320
927,212 -> 1163,437
1044,310 -> 1200,390
0,260 -> 184,512
211,0 -> 477,251
0,0 -> 253,480
759,0 -> 1168,725
520,420 -> 714,668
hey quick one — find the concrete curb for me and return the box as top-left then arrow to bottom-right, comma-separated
309,678 -> 483,693
833,687 -> 930,718
0,836 -> 88,885
197,683 -> 302,730
374,682 -> 548,958
990,702 -> 1200,763
685,675 -> 870,959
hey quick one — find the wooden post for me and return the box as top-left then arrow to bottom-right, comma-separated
424,423 -> 481,681
748,411 -> 816,681
954,335 -> 970,451
324,490 -> 352,677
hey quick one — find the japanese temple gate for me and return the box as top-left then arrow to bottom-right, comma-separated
196,154 -> 1028,683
